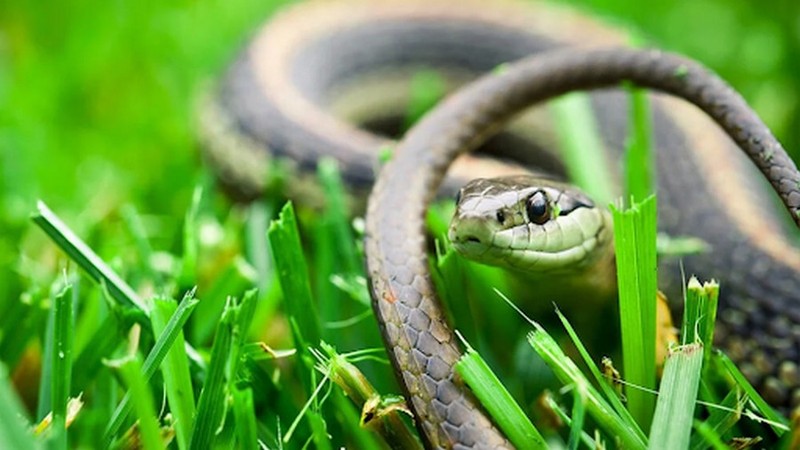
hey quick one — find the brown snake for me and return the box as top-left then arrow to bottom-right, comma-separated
199,1 -> 800,447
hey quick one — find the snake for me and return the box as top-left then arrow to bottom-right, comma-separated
198,1 -> 800,448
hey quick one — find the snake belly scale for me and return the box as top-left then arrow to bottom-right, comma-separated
201,1 -> 800,448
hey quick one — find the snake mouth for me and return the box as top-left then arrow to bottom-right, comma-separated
451,241 -> 489,259
450,234 -> 485,248
449,224 -> 493,257
448,213 -> 496,254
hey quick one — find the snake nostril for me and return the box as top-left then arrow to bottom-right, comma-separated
465,236 -> 481,244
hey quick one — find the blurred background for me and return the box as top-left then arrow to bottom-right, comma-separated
0,0 -> 797,444
1,0 -> 797,217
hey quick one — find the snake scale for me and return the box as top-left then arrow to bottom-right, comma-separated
199,1 -> 800,448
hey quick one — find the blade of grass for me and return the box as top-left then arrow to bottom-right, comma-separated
689,389 -> 745,450
268,202 -> 334,450
498,289 -> 646,448
245,201 -> 275,294
232,387 -> 257,449
50,281 -> 74,450
526,326 -> 646,449
33,202 -> 206,374
190,289 -> 259,450
567,388 -> 586,450
227,289 -> 260,445
244,202 -> 282,336
38,279 -> 78,425
682,278 -> 720,369
690,274 -> 777,447
648,343 -> 703,450
312,343 -> 419,449
267,202 -> 321,349
232,289 -> 258,355
37,289 -> 56,421
691,420 -> 729,450
317,158 -> 361,276
611,195 -> 658,430
32,201 -> 147,313
190,299 -> 235,450
551,92 -> 615,204
151,297 -> 196,450
541,394 -> 598,449
552,306 -> 645,439
698,283 -> 718,358
716,353 -> 789,433
114,356 -> 163,450
682,278 -> 703,345
454,336 -> 546,449
699,282 -> 718,362
624,84 -> 654,202
105,291 -> 199,440
0,364 -> 36,449
656,233 -> 710,256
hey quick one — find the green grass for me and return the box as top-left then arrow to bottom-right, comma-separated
311,343 -> 419,449
611,196 -> 658,431
189,296 -> 235,449
551,93 -> 615,204
525,323 -> 646,449
49,281 -> 74,449
0,363 -> 38,449
648,343 -> 703,449
104,291 -> 199,441
150,297 -> 196,450
1,0 -> 798,448
623,85 -> 654,203
455,337 -> 547,449
114,356 -> 163,450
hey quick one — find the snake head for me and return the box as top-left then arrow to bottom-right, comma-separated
448,176 -> 613,273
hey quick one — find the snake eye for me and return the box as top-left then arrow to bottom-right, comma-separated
526,191 -> 550,225
455,189 -> 462,205
496,210 -> 506,225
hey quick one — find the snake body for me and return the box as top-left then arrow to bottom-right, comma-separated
201,1 -> 800,447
